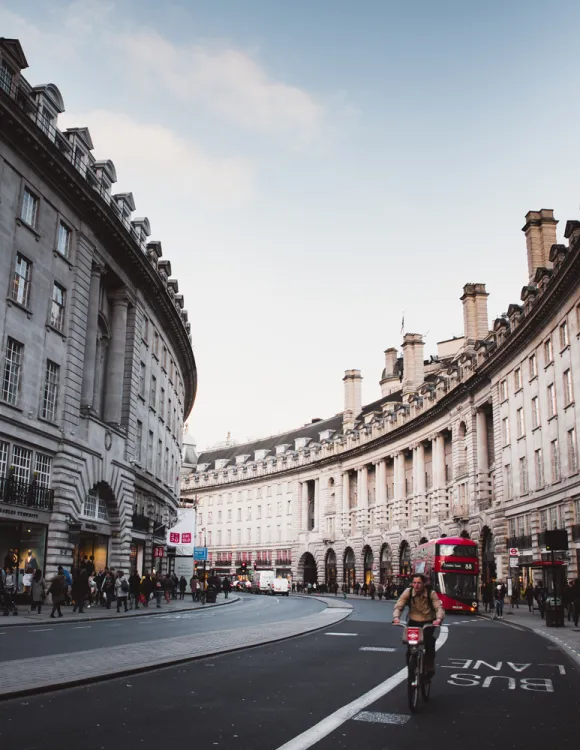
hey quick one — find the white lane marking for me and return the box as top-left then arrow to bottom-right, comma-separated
353,711 -> 410,725
28,628 -> 54,632
325,632 -> 358,637
274,626 -> 449,750
73,626 -> 92,629
359,647 -> 396,653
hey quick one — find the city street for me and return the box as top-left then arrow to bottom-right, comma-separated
0,596 -> 578,750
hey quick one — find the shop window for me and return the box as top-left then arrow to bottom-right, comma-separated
34,453 -> 52,487
83,489 -> 97,517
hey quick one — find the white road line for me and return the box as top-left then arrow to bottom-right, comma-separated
353,711 -> 410,725
359,647 -> 396,652
28,628 -> 54,632
274,626 -> 449,750
73,626 -> 92,629
325,632 -> 358,637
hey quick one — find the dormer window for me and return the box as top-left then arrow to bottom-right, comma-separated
0,60 -> 14,95
275,444 -> 290,455
235,454 -> 250,465
255,449 -> 270,461
319,430 -> 335,441
295,437 -> 311,451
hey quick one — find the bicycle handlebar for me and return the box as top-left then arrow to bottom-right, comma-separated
393,622 -> 438,629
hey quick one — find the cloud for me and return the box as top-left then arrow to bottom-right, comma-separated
119,31 -> 325,144
59,110 -> 254,206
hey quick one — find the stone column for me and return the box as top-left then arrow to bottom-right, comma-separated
432,434 -> 447,517
358,465 -> 368,532
302,481 -> 309,531
394,453 -> 405,527
342,472 -> 350,534
476,409 -> 489,506
314,478 -> 321,531
103,293 -> 130,424
413,442 -> 426,522
375,459 -> 386,526
81,264 -> 104,410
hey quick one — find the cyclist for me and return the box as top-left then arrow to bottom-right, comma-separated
392,574 -> 444,678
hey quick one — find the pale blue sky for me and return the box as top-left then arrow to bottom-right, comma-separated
3,1 -> 580,448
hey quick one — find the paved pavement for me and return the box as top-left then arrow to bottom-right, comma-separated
0,597 -> 576,750
0,592 -> 239,626
481,601 -> 580,666
0,595 -> 351,698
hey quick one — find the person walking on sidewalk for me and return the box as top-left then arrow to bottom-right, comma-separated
222,576 -> 231,599
129,570 -> 141,610
102,571 -> 115,609
48,568 -> 66,618
525,583 -> 535,612
115,570 -> 129,613
30,568 -> 45,614
72,569 -> 89,613
2,566 -> 18,616
493,580 -> 507,619
178,575 -> 187,600
141,573 -> 153,607
535,583 -> 547,619
570,579 -> 580,627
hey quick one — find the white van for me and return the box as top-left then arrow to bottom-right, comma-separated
270,578 -> 290,597
251,570 -> 276,594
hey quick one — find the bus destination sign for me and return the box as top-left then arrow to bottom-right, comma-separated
440,560 -> 476,572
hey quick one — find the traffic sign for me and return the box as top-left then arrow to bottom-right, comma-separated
193,547 -> 208,561
509,557 -> 519,568
509,548 -> 519,556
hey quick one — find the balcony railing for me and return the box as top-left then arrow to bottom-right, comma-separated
132,513 -> 150,532
275,559 -> 292,566
506,534 -> 532,550
0,475 -> 54,511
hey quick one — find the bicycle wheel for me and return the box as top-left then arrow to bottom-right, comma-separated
407,653 -> 419,712
420,662 -> 431,702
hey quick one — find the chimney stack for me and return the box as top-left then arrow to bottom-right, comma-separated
380,348 -> 400,397
522,209 -> 557,281
461,283 -> 489,341
343,369 -> 362,431
402,334 -> 425,395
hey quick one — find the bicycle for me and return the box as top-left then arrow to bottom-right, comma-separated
396,622 -> 437,712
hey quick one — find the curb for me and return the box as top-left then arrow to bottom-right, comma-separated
480,612 -> 580,670
0,595 -> 240,627
0,597 -> 351,700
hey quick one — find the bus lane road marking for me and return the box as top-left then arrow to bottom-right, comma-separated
442,657 -> 566,692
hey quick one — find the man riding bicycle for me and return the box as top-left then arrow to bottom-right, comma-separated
392,574 -> 444,677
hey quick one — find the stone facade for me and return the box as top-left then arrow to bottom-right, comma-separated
0,39 -> 196,582
182,205 -> 579,590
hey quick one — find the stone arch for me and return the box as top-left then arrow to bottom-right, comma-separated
362,544 -> 374,585
298,551 -> 318,585
481,526 -> 495,584
399,540 -> 411,577
379,543 -> 393,585
325,548 -> 337,589
343,546 -> 356,591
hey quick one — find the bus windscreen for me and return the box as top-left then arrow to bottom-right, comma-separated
438,572 -> 478,600
436,543 -> 477,558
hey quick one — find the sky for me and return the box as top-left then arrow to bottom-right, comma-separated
3,1 -> 580,450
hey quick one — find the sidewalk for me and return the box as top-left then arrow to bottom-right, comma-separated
0,599 -> 352,699
482,603 -> 580,667
0,593 -> 238,626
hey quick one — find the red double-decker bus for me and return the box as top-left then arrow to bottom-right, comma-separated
411,537 -> 479,613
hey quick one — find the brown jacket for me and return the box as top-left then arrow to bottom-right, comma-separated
393,587 -> 444,623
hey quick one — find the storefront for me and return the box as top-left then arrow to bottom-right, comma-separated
130,541 -> 145,576
72,521 -> 110,573
0,505 -> 49,592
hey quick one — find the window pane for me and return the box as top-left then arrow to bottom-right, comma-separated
42,360 -> 60,421
34,453 -> 52,487
57,222 -> 71,257
2,338 -> 23,405
0,441 -> 9,479
12,445 -> 32,484
21,189 -> 38,227
12,254 -> 31,307
50,283 -> 66,330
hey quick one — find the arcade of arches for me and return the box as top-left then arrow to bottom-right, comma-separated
299,552 -> 318,585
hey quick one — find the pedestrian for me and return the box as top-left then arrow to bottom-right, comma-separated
163,574 -> 173,604
30,568 -> 45,614
153,575 -> 163,607
307,582 -> 312,594
493,579 -> 506,619
534,583 -> 547,619
115,570 -> 129,613
370,582 -> 376,600
61,566 -> 72,605
291,581 -> 296,594
2,566 -> 18,616
525,582 -> 535,612
512,581 -> 520,609
178,575 -> 187,600
362,582 -> 368,597
48,567 -> 66,618
171,572 -> 179,600
222,576 -> 231,599
129,569 -> 141,609
102,571 -> 115,609
72,569 -> 89,613
342,583 -> 347,599
141,573 -> 153,607
354,581 -> 360,596
190,575 -> 199,602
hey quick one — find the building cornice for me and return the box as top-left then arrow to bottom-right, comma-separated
0,91 -> 197,417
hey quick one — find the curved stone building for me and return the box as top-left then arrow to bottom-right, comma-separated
0,38 -> 196,584
183,207 -> 579,590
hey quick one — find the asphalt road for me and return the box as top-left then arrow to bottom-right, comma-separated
0,598 -> 578,750
0,594 -> 325,662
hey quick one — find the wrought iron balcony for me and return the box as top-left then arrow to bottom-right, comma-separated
276,559 -> 292,566
132,513 -> 151,532
0,475 -> 54,511
506,534 -> 532,550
